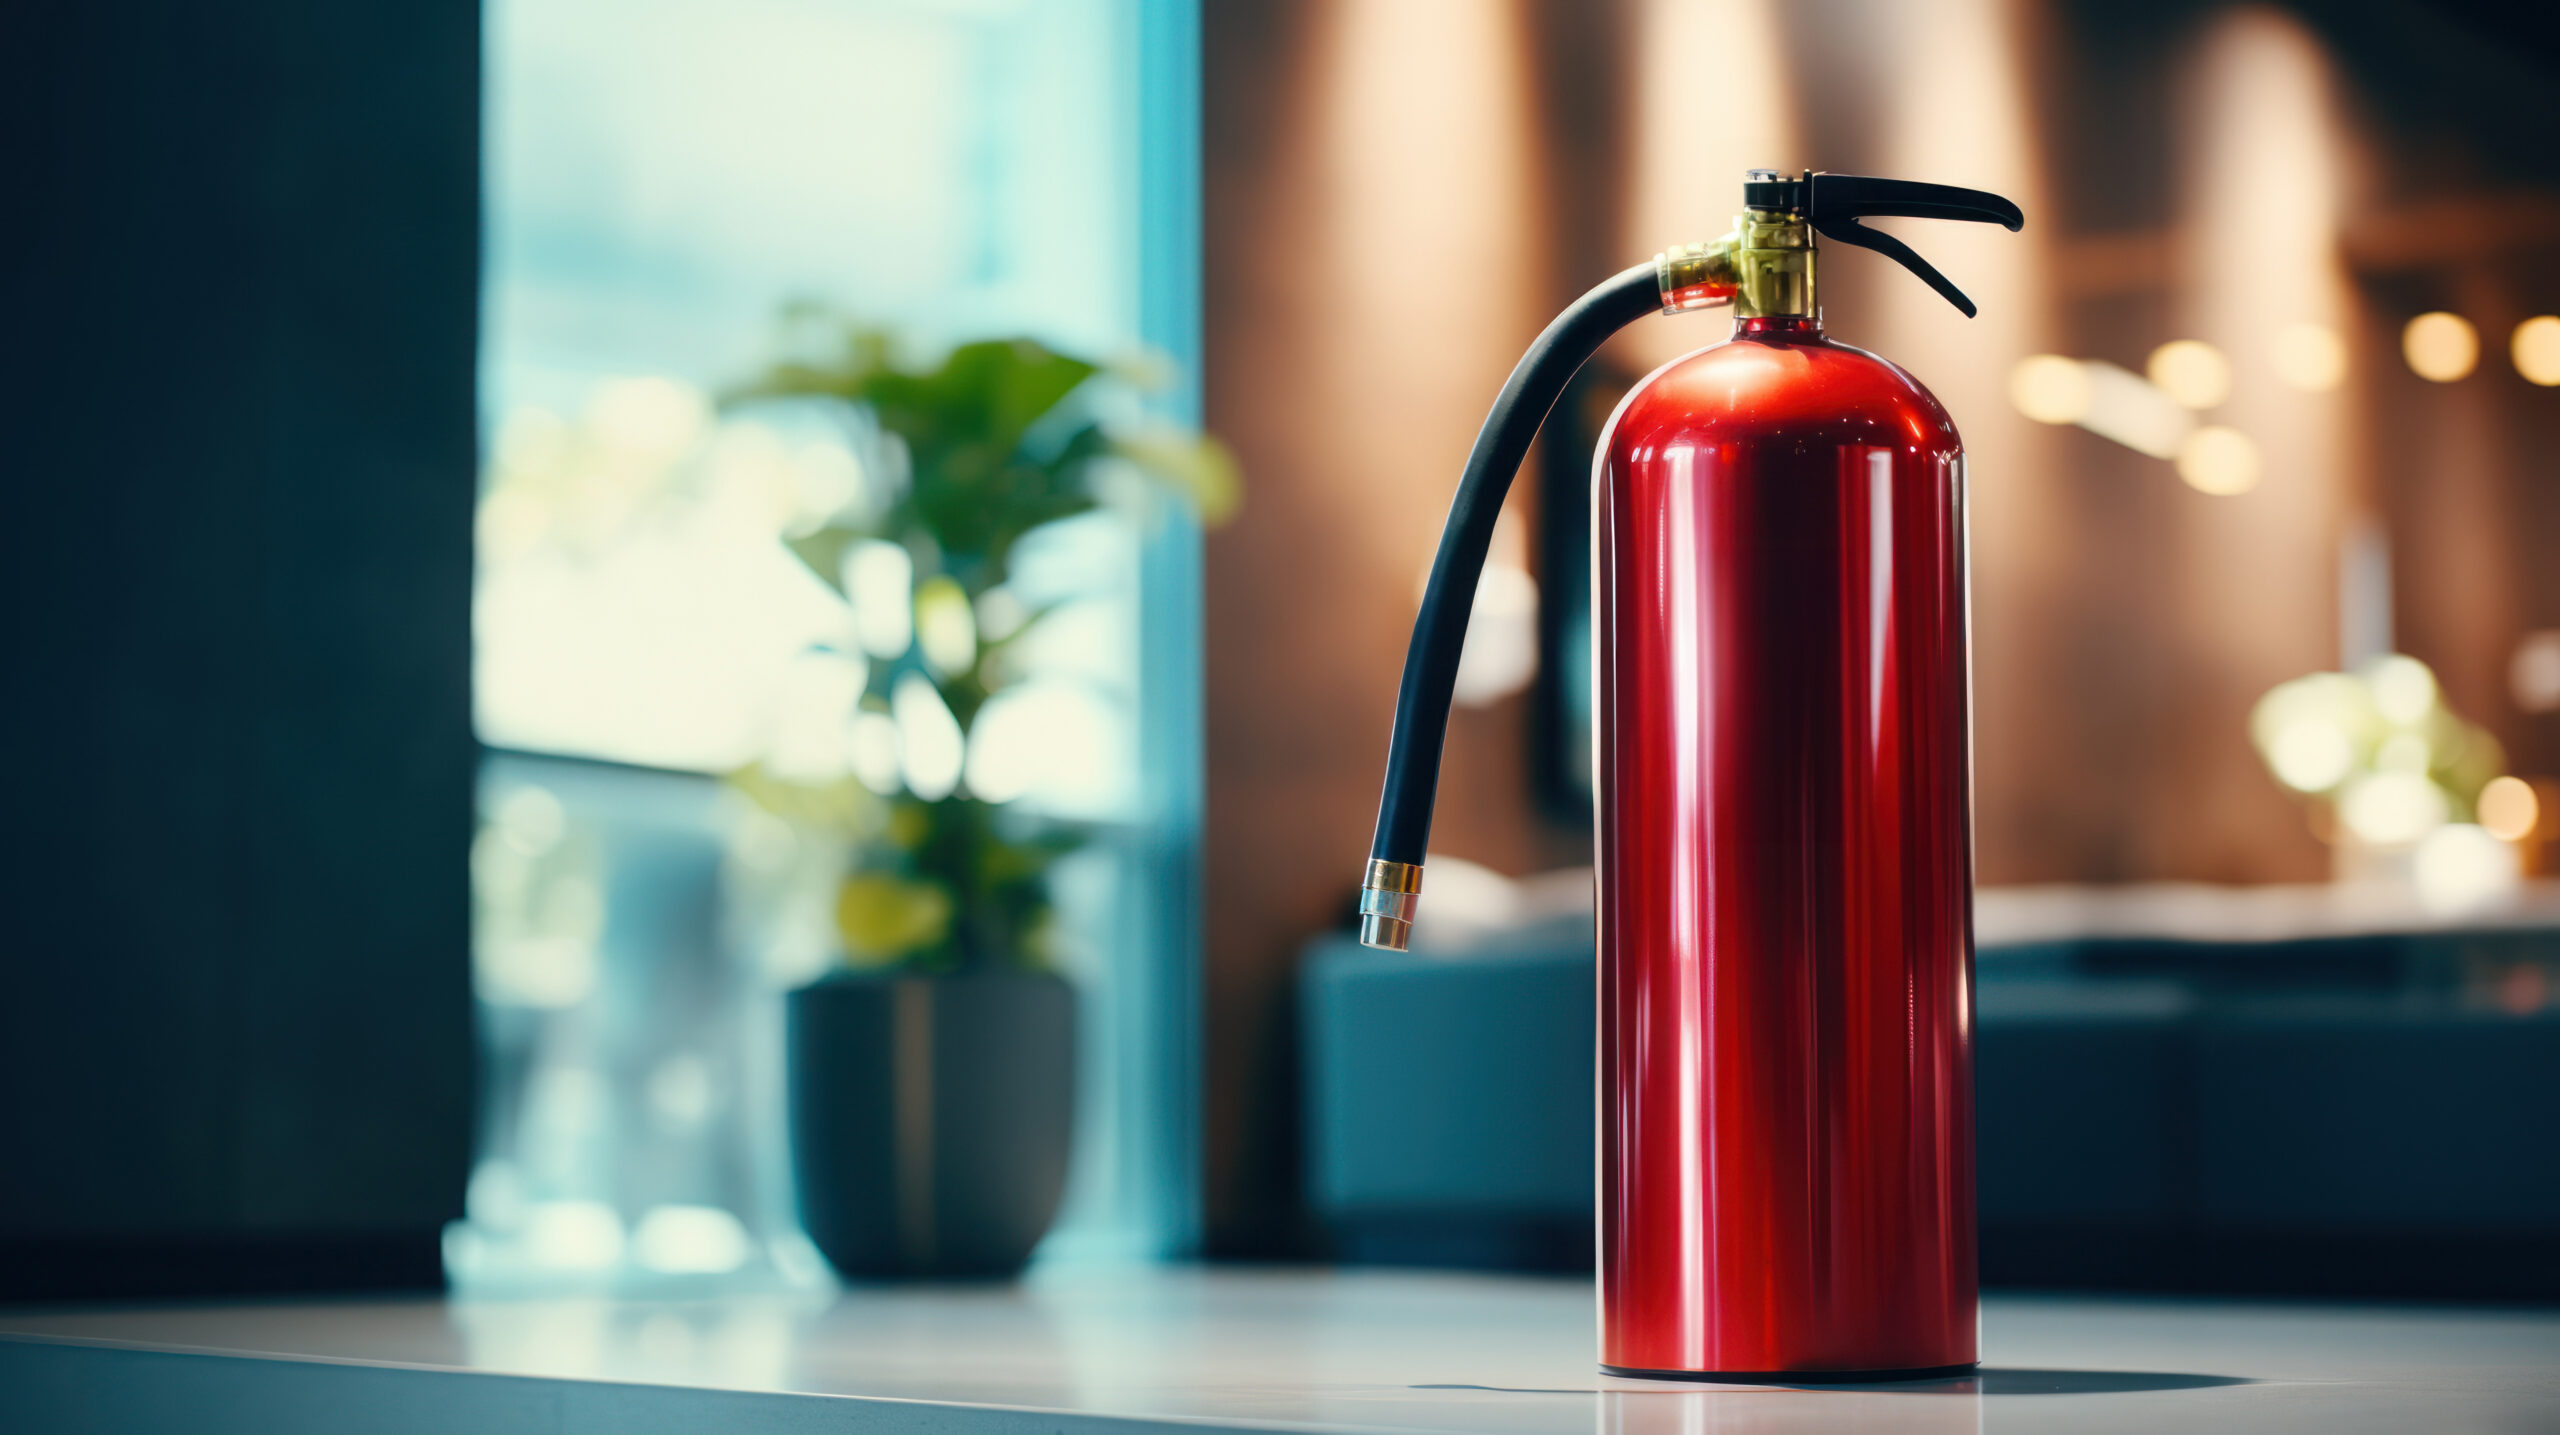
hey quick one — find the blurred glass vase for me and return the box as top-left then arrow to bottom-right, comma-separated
730,315 -> 1235,1279
452,757 -> 829,1296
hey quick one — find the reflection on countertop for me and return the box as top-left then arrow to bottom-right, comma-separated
6,1267 -> 2560,1434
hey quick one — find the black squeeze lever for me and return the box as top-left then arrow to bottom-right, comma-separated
1743,170 -> 2027,319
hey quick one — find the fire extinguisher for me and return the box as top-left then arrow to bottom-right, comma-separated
1359,170 -> 2024,1381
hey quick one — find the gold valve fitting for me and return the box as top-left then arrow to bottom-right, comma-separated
1654,211 -> 1815,320
1733,208 -> 1814,318
1357,859 -> 1424,952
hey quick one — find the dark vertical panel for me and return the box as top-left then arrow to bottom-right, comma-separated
0,0 -> 477,1292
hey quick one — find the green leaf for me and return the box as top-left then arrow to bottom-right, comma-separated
1113,426 -> 1242,524
836,873 -> 953,964
720,307 -> 1245,974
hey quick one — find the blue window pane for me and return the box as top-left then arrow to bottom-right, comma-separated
464,0 -> 1201,1286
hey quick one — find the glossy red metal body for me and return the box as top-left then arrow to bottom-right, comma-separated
1594,314 -> 1977,1377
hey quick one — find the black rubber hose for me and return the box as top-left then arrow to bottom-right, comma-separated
1368,262 -> 1661,867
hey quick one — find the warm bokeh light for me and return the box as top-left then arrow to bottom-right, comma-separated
2339,770 -> 2448,847
2250,671 -> 2370,796
2175,425 -> 2261,495
2478,776 -> 2540,843
2270,321 -> 2347,391
2374,732 -> 2432,774
1620,0 -> 1796,371
2512,315 -> 2560,386
2412,823 -> 2521,913
2402,311 -> 2478,382
2245,656 -> 2510,860
2268,720 -> 2355,792
2364,653 -> 2439,725
2515,630 -> 2560,714
2147,339 -> 2232,409
2009,354 -> 2091,424
2081,361 -> 2193,458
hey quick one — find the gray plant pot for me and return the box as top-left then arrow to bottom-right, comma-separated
786,969 -> 1075,1279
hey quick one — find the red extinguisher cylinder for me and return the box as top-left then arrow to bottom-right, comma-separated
1595,314 -> 1977,1378
1357,170 -> 2019,1384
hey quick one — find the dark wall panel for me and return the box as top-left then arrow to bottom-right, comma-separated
0,0 -> 478,1296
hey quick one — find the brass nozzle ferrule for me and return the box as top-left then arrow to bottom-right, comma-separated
1656,236 -> 1741,314
1357,859 -> 1424,952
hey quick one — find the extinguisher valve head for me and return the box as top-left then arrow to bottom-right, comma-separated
1357,859 -> 1426,951
1741,169 -> 2026,317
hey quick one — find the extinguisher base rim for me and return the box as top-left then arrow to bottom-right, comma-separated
1599,1360 -> 1978,1387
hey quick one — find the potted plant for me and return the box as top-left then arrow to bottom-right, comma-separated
730,312 -> 1234,1279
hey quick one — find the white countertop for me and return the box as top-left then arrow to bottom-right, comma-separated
6,1267 -> 2558,1433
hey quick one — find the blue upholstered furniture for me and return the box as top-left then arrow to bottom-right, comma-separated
1301,893 -> 2560,1297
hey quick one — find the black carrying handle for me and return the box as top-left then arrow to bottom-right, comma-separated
1746,171 -> 2026,318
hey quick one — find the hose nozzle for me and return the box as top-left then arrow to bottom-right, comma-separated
1655,237 -> 1741,313
1357,859 -> 1424,951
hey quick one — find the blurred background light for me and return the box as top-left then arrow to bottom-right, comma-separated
846,541 -> 916,660
2339,769 -> 2449,847
495,785 -> 568,853
2251,671 -> 2371,794
975,587 -> 1029,644
764,650 -> 867,784
964,680 -> 1124,812
891,672 -> 965,801
2515,630 -> 2560,714
1619,0 -> 1797,374
1452,564 -> 1540,707
632,1204 -> 753,1275
2478,775 -> 2541,843
2245,653 -> 2514,878
2411,823 -> 2522,913
2512,315 -> 2560,386
524,1199 -> 625,1271
590,376 -> 711,462
2403,311 -> 2480,382
914,575 -> 978,677
2176,424 -> 2262,495
474,389 -> 855,772
2009,354 -> 2092,424
2270,320 -> 2348,392
2078,360 -> 2193,458
849,709 -> 903,795
646,1054 -> 715,1127
1436,513 -> 1539,708
2365,652 -> 2440,725
2374,731 -> 2432,774
2147,339 -> 2233,409
2268,718 -> 2356,792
